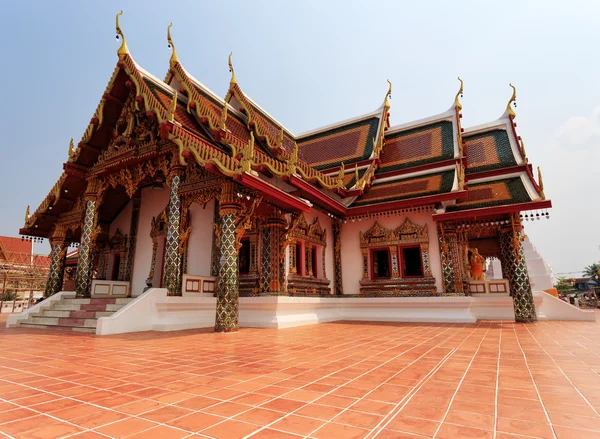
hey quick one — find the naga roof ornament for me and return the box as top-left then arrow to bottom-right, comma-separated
167,23 -> 179,67
537,166 -> 545,200
455,77 -> 464,111
168,90 -> 178,123
384,79 -> 392,109
68,138 -> 75,162
24,205 -> 30,226
228,52 -> 237,85
506,83 -> 517,119
115,11 -> 129,60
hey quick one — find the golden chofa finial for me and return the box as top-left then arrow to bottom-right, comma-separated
384,79 -> 392,108
354,164 -> 359,183
506,83 -> 517,119
228,52 -> 237,85
115,11 -> 129,59
25,205 -> 30,225
537,166 -> 545,200
276,126 -> 284,149
219,100 -> 228,131
68,138 -> 75,161
167,23 -> 179,66
519,137 -> 528,164
168,90 -> 178,122
455,77 -> 464,111
336,162 -> 345,187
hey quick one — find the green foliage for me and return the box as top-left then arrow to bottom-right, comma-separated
0,290 -> 17,301
583,262 -> 600,283
555,277 -> 576,295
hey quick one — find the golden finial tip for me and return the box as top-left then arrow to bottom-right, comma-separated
228,52 -> 237,85
454,77 -> 464,111
384,79 -> 392,108
167,22 -> 179,66
506,83 -> 517,119
115,10 -> 129,59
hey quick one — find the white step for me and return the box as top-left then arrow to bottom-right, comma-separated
27,316 -> 59,325
20,323 -> 96,333
62,298 -> 91,305
51,304 -> 82,311
40,310 -> 71,318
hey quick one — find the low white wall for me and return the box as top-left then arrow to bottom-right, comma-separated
6,291 -> 75,327
534,291 -> 596,322
96,288 -> 217,335
92,291 -> 596,336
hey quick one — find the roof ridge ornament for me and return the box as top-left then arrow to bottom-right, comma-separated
506,83 -> 517,119
276,126 -> 284,149
115,11 -> 129,59
168,90 -> 178,122
537,166 -> 545,200
336,162 -> 345,187
68,138 -> 75,162
228,52 -> 237,85
384,79 -> 392,108
519,137 -> 528,164
219,100 -> 228,131
167,23 -> 179,67
25,205 -> 30,225
455,77 -> 464,111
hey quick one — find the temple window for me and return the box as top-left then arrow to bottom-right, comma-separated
371,249 -> 391,279
401,246 -> 423,277
239,239 -> 251,274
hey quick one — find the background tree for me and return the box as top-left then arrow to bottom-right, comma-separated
583,262 -> 600,283
0,290 -> 17,302
555,277 -> 576,295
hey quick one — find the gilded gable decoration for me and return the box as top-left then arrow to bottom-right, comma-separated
288,213 -> 327,247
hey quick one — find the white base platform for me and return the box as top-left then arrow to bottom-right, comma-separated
90,288 -> 596,335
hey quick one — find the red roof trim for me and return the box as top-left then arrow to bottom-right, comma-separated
432,199 -> 553,222
347,191 -> 467,216
238,173 -> 310,213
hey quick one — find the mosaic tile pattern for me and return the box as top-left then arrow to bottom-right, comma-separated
500,227 -> 537,323
44,243 -> 67,297
210,200 -> 221,277
75,200 -> 96,298
439,235 -> 455,293
260,227 -> 271,292
215,213 -> 239,332
447,177 -> 532,212
464,129 -> 518,174
163,175 -> 183,296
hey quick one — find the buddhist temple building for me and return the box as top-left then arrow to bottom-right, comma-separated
15,13 -> 579,334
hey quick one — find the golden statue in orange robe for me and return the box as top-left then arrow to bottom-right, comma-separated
468,248 -> 486,281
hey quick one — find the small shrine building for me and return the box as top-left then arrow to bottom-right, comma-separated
18,14 -> 552,332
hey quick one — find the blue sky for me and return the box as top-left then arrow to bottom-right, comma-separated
1,1 -> 599,275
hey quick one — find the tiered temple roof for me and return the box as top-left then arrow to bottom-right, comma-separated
19,16 -> 551,238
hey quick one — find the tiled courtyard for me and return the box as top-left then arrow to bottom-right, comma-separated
1,314 -> 600,439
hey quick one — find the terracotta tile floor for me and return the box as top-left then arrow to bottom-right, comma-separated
2,312 -> 600,438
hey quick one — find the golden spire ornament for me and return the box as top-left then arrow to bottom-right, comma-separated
354,163 -> 359,183
336,162 -> 345,187
455,77 -> 464,111
384,79 -> 392,108
519,137 -> 528,164
506,83 -> 517,119
228,52 -> 237,85
168,90 -> 178,122
276,126 -> 284,149
25,205 -> 30,225
537,166 -> 545,200
219,100 -> 228,131
68,138 -> 75,161
115,11 -> 129,59
167,23 -> 179,66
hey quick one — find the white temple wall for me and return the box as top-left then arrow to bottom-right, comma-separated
186,199 -> 216,276
302,209 -> 334,290
340,212 -> 443,295
131,186 -> 170,296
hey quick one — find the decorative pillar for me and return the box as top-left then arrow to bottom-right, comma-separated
75,196 -> 98,298
499,220 -> 537,323
390,246 -> 400,278
210,200 -> 221,277
306,243 -> 313,277
124,196 -> 141,285
162,168 -> 184,296
333,220 -> 343,295
289,240 -> 297,275
361,248 -> 369,281
44,237 -> 67,297
215,181 -> 242,332
438,225 -> 464,294
260,225 -> 271,292
267,215 -> 286,292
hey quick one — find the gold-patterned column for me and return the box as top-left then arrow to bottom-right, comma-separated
44,237 -> 68,298
215,181 -> 242,332
447,230 -> 465,294
499,218 -> 537,323
289,240 -> 297,275
267,215 -> 286,292
306,243 -> 313,277
333,220 -> 343,295
75,182 -> 100,298
162,167 -> 185,296
390,246 -> 400,278
260,225 -> 271,292
124,196 -> 141,286
361,248 -> 369,281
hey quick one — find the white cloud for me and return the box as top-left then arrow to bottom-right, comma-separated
555,107 -> 600,151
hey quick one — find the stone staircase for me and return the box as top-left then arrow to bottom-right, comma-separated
18,293 -> 135,333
